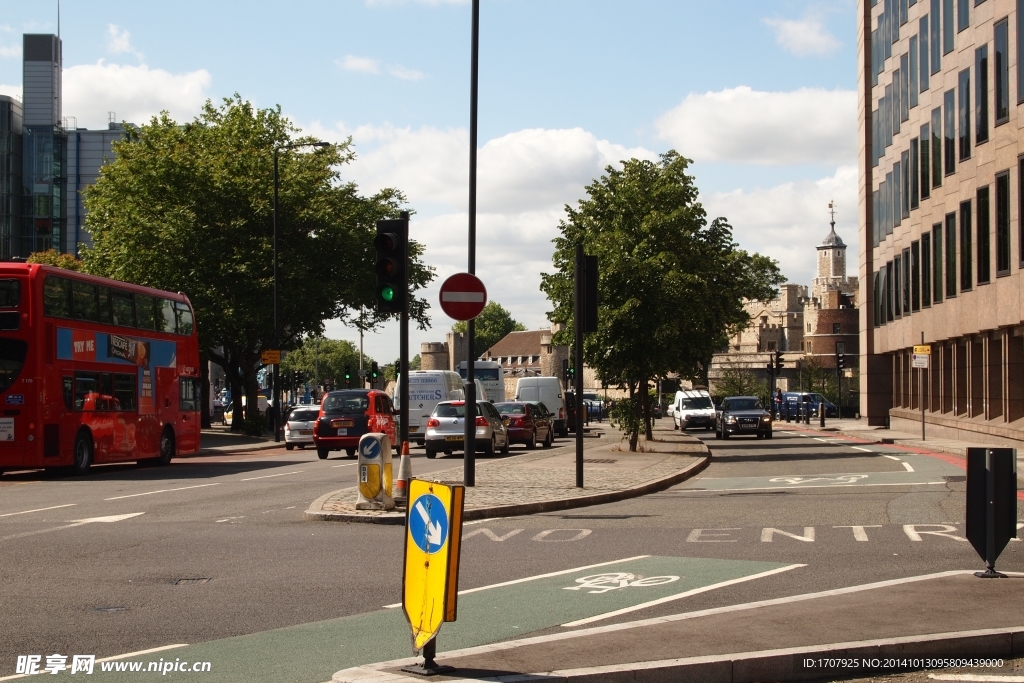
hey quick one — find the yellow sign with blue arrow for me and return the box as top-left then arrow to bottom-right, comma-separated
402,479 -> 464,652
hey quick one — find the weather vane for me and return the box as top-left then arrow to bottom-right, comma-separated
828,200 -> 836,229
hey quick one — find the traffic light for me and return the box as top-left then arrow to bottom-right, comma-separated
774,350 -> 784,371
836,352 -> 845,370
562,358 -> 570,383
344,364 -> 352,388
374,219 -> 407,314
371,361 -> 379,384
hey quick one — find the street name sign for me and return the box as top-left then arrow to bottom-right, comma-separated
261,350 -> 281,365
439,273 -> 487,321
913,345 -> 931,354
402,479 -> 465,652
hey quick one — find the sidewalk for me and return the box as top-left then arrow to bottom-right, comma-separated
305,424 -> 710,524
183,425 -> 284,456
332,571 -> 1024,683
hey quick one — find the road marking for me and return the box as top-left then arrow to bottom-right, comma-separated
681,481 -> 947,493
382,554 -> 651,608
105,483 -> 220,500
929,675 -> 1024,682
561,563 -> 806,627
216,516 -> 245,523
0,513 -> 144,542
463,528 -> 524,541
769,475 -> 868,485
0,503 -> 76,518
884,455 -> 902,461
852,446 -> 874,452
241,470 -> 303,481
332,463 -> 356,468
903,461 -> 916,472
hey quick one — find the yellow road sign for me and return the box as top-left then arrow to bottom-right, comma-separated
402,479 -> 464,652
261,349 -> 281,365
913,345 -> 931,354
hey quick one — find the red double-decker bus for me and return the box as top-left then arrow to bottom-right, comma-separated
0,263 -> 201,476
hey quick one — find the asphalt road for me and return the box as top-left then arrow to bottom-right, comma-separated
1,421 -> 1020,682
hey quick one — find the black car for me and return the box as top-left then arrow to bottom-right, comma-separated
715,396 -> 773,439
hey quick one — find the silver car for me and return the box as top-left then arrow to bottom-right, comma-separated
424,400 -> 509,459
284,406 -> 319,450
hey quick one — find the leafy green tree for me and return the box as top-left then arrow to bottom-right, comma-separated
27,249 -> 83,271
81,96 -> 434,428
714,360 -> 768,403
452,301 -> 526,358
384,353 -> 420,382
281,336 -> 367,386
801,355 -> 838,404
540,151 -> 784,450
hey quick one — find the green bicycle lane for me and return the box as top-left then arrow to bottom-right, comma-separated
84,555 -> 801,683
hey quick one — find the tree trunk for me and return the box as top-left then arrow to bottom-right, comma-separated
228,375 -> 243,432
199,354 -> 212,429
641,378 -> 653,441
627,380 -> 638,452
242,360 -> 260,422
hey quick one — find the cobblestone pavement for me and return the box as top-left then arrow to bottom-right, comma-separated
307,428 -> 708,521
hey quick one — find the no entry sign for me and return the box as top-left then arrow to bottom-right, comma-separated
439,273 -> 487,321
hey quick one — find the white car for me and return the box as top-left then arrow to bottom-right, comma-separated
284,406 -> 319,450
424,400 -> 510,459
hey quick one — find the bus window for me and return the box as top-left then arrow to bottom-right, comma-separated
114,373 -> 137,411
71,280 -> 99,322
43,276 -> 71,318
0,339 -> 27,392
0,279 -> 20,308
63,376 -> 73,410
74,372 -> 100,411
111,290 -> 135,327
179,377 -> 198,411
174,302 -> 194,336
135,295 -> 157,330
97,287 -> 113,324
156,299 -> 176,333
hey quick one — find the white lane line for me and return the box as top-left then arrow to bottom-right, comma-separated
382,554 -> 652,609
0,644 -> 192,679
1,513 -> 144,542
0,504 -> 76,518
332,463 -> 356,468
852,446 -> 874,452
105,483 -> 220,500
884,455 -> 902,461
929,675 -> 1024,682
679,481 -> 947,493
813,438 -> 830,442
240,471 -> 303,481
561,563 -> 806,627
903,461 -> 916,472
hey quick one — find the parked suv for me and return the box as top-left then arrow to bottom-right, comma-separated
424,400 -> 509,458
672,389 -> 715,431
715,396 -> 773,439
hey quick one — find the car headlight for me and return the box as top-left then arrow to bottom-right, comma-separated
761,415 -> 771,422
726,416 -> 737,423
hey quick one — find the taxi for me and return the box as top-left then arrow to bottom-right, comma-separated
312,389 -> 397,459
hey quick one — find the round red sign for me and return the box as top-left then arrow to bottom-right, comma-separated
439,273 -> 487,321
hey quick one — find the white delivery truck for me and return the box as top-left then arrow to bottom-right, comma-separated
393,370 -> 465,445
514,376 -> 567,437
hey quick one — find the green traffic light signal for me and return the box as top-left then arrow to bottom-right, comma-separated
380,285 -> 395,303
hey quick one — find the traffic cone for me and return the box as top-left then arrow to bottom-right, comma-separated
395,441 -> 412,506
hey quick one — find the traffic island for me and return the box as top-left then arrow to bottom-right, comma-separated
305,426 -> 709,524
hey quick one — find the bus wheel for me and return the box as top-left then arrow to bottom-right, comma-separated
157,429 -> 175,466
72,432 -> 93,476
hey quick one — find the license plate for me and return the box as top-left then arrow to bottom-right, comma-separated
444,435 -> 463,442
299,430 -> 312,435
409,426 -> 419,433
0,418 -> 12,441
337,428 -> 348,436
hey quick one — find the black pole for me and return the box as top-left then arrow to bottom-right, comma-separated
399,212 -> 410,450
463,0 -> 480,487
272,149 -> 280,442
574,244 -> 584,488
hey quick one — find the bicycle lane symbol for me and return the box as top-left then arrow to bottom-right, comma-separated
563,572 -> 680,594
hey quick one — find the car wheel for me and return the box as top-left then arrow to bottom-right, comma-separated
543,429 -> 553,448
766,431 -> 774,439
526,430 -> 536,450
501,434 -> 509,455
425,449 -> 437,459
317,447 -> 329,460
72,431 -> 93,476
484,436 -> 495,457
346,448 -> 355,458
285,443 -> 294,451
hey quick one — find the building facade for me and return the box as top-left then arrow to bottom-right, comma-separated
858,0 -> 1024,444
0,95 -> 23,258
66,121 -> 131,254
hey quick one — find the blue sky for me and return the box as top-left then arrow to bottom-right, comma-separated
0,0 -> 860,364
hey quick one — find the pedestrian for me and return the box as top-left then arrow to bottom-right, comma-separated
774,388 -> 783,419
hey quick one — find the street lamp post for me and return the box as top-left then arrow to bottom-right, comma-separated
272,140 -> 329,441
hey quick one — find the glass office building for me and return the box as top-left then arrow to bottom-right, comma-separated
0,96 -> 23,259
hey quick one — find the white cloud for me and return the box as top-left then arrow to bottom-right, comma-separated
63,61 -> 212,129
0,44 -> 20,59
337,55 -> 380,74
106,24 -> 143,61
0,84 -> 19,101
655,86 -> 856,165
388,65 -> 424,81
764,14 -> 842,57
702,165 -> 859,287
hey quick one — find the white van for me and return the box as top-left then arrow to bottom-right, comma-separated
393,371 -> 465,445
672,389 -> 715,431
514,376 -> 567,437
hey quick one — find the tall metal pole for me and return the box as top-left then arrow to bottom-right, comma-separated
574,244 -> 585,488
272,149 -> 281,442
463,0 -> 480,487
400,212 -> 410,451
